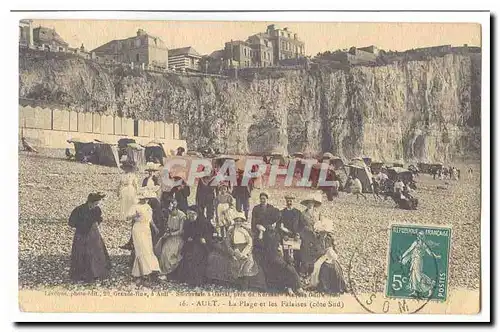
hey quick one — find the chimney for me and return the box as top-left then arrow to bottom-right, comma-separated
137,29 -> 146,36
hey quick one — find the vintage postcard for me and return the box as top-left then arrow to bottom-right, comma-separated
17,15 -> 485,317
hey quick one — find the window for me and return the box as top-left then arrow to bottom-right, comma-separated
135,38 -> 141,47
136,54 -> 139,62
244,48 -> 247,56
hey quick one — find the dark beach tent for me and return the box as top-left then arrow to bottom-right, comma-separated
417,162 -> 432,174
370,161 -> 385,174
429,163 -> 444,174
145,142 -> 167,166
118,138 -> 136,158
387,167 -> 414,183
92,140 -> 120,167
347,158 -> 373,193
67,139 -> 96,163
126,143 -> 146,168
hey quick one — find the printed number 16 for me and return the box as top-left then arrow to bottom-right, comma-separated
392,274 -> 408,291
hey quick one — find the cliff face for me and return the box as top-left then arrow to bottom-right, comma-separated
19,51 -> 481,162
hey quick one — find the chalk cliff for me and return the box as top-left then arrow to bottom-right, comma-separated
19,51 -> 481,162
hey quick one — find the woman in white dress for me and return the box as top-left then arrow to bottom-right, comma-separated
119,161 -> 139,250
127,187 -> 163,283
119,161 -> 139,219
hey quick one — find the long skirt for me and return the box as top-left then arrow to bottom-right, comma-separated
205,243 -> 267,290
120,185 -> 137,219
318,261 -> 347,294
158,235 -> 184,274
131,222 -> 160,277
70,224 -> 111,282
172,242 -> 209,286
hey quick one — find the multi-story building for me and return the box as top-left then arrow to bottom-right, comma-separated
265,24 -> 305,64
224,40 -> 254,68
219,24 -> 304,70
91,29 -> 168,69
168,47 -> 202,72
247,33 -> 274,67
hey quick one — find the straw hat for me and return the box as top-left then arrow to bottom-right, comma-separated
284,195 -> 296,200
232,212 -> 247,223
300,192 -> 323,207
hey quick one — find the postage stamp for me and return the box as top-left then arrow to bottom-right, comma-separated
385,224 -> 452,301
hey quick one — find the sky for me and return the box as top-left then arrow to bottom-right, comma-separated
30,20 -> 481,56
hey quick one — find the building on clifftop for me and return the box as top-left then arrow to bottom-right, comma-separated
265,24 -> 305,64
168,46 -> 202,72
91,29 -> 168,70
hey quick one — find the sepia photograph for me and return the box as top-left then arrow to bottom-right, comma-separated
15,13 -> 488,318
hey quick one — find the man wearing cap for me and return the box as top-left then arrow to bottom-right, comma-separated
68,192 -> 111,283
196,171 -> 216,222
232,169 -> 254,220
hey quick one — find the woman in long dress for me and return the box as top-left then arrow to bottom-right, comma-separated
225,213 -> 259,290
119,161 -> 139,250
172,205 -> 214,286
401,231 -> 441,297
119,161 -> 139,219
254,221 -> 305,296
310,247 -> 346,294
156,199 -> 186,277
69,192 -> 111,282
127,188 -> 162,283
299,193 -> 327,275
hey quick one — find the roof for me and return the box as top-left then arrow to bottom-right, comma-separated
208,49 -> 225,59
168,46 -> 202,58
33,27 -> 69,46
91,30 -> 165,53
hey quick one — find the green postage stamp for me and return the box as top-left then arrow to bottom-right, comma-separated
386,224 -> 452,301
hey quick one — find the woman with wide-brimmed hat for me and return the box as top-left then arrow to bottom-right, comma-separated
118,160 -> 139,219
298,192 -> 330,276
156,198 -> 186,277
118,160 -> 139,250
68,192 -> 111,283
126,187 -> 163,284
225,212 -> 258,290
